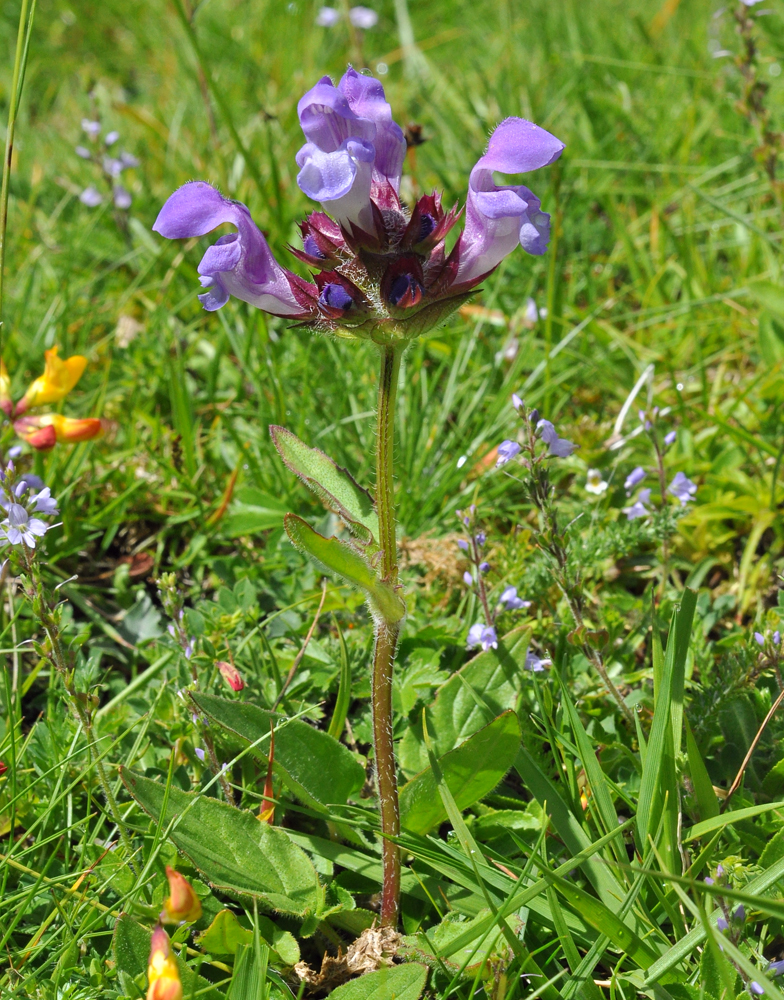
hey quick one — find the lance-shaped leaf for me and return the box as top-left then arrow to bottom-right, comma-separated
191,692 -> 365,809
284,513 -> 405,623
271,426 -> 379,545
120,769 -> 324,919
399,711 -> 522,835
329,963 -> 428,1000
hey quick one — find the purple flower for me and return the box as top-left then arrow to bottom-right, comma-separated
479,562 -> 490,573
524,298 -> 538,324
349,5 -> 378,28
296,69 -> 406,229
768,960 -> 784,976
496,439 -> 521,467
499,585 -> 531,611
750,983 -> 764,996
1,503 -> 50,548
716,865 -> 725,876
668,471 -> 697,506
475,532 -> 486,546
537,419 -> 576,457
755,632 -> 765,646
511,392 -> 523,411
81,119 -> 101,136
664,430 -> 677,446
119,151 -> 140,169
463,571 -> 473,586
105,130 -> 120,146
734,904 -> 746,922
704,877 -> 715,885
775,630 -> 781,645
79,186 -> 103,207
623,488 -> 652,521
457,539 -> 469,551
318,282 -> 354,312
717,916 -> 729,932
75,145 -> 91,159
525,650 -> 551,672
113,186 -> 132,210
153,182 -> 305,316
316,6 -> 340,25
103,156 -> 124,178
467,623 -> 498,652
624,466 -> 646,492
454,118 -> 565,284
30,488 -> 58,515
195,747 -> 206,762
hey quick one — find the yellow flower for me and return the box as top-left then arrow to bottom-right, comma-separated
17,346 -> 88,412
147,925 -> 183,1000
14,413 -> 105,451
161,866 -> 202,924
0,361 -> 11,417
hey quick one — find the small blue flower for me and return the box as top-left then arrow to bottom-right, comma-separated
717,915 -> 729,932
511,392 -> 523,411
667,471 -> 697,506
467,623 -> 498,652
623,488 -> 652,521
195,748 -> 206,762
498,585 -> 531,611
479,562 -> 490,573
463,571 -> 473,586
664,430 -> 677,446
537,419 -> 576,457
457,539 -> 469,551
624,466 -> 646,492
496,440 -> 521,467
755,632 -> 765,646
525,650 -> 551,672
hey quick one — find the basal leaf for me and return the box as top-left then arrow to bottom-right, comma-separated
271,425 -> 379,544
328,963 -> 428,1000
196,909 -> 300,966
191,692 -> 365,809
284,514 -> 405,623
399,711 -> 521,835
120,769 -> 324,919
398,627 -> 531,778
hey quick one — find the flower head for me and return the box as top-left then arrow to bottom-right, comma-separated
668,471 -> 697,506
147,925 -> 183,1000
14,414 -> 104,450
80,186 -> 103,207
750,983 -> 764,996
585,469 -> 608,495
349,6 -> 378,28
537,419 -> 576,457
316,6 -> 341,25
162,866 -> 202,924
467,623 -> 498,652
496,439 -> 521,468
624,466 -> 646,492
498,585 -> 531,611
0,477 -> 58,549
664,430 -> 677,446
525,650 -> 551,672
463,571 -> 473,587
17,347 -> 88,413
217,660 -> 244,692
623,488 -> 652,521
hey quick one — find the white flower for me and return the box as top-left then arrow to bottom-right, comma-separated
585,469 -> 608,495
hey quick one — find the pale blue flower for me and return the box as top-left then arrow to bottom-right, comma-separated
496,439 -> 521,467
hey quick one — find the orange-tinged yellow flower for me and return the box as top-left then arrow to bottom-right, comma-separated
0,361 -> 11,417
161,866 -> 202,924
17,346 -> 88,413
14,413 -> 105,450
147,925 -> 183,1000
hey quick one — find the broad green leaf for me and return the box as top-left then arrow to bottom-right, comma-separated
401,908 -> 520,975
196,909 -> 300,966
328,963 -> 428,1000
191,692 -> 364,809
271,425 -> 379,544
284,514 -> 405,623
400,711 -> 521,835
398,626 -> 531,778
113,914 -> 225,1000
120,769 -> 324,919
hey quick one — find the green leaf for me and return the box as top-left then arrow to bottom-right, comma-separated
113,914 -> 225,1000
682,800 -> 784,842
402,908 -> 518,976
191,692 -> 364,810
284,514 -> 405,623
328,963 -> 428,1000
196,909 -> 300,966
120,769 -> 324,919
271,425 -> 379,544
399,711 -> 521,835
398,626 -> 531,778
684,715 -> 719,823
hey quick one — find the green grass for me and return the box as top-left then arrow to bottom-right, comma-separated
3,0 -> 784,996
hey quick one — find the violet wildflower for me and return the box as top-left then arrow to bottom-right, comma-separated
668,471 -> 697,506
105,130 -> 120,146
75,145 -> 91,159
194,747 -> 206,762
717,915 -> 729,932
624,466 -> 646,492
457,539 -> 469,551
113,186 -> 132,210
496,439 -> 521,467
525,650 -> 551,672
498,585 -> 531,611
775,630 -> 781,645
467,623 -> 498,652
81,118 -> 101,136
755,632 -> 765,646
479,561 -> 490,573
734,904 -> 746,922
475,531 -> 486,546
316,6 -> 341,25
750,984 -> 764,996
348,6 -> 378,28
768,960 -> 784,976
0,478 -> 59,548
79,186 -> 102,207
664,430 -> 677,446
537,419 -> 576,457
623,487 -> 652,521
704,877 -> 715,885
463,571 -> 473,586
511,392 -> 523,411
585,469 -> 608,495
524,297 -> 538,325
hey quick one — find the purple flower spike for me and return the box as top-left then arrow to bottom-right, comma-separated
664,430 -> 677,446
496,439 -> 521,467
454,117 -> 565,283
457,539 -> 469,551
667,471 -> 697,506
153,182 -> 305,316
537,419 -> 576,457
717,916 -> 729,932
463,571 -> 473,586
318,282 -> 354,312
624,466 -> 646,492
755,632 -> 765,646
467,623 -> 498,652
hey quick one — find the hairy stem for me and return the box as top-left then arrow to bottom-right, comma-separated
373,344 -> 403,927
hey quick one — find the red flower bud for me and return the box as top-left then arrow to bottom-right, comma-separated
162,866 -> 202,923
217,660 -> 244,692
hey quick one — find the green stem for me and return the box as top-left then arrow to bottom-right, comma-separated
0,0 -> 36,352
373,344 -> 403,927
